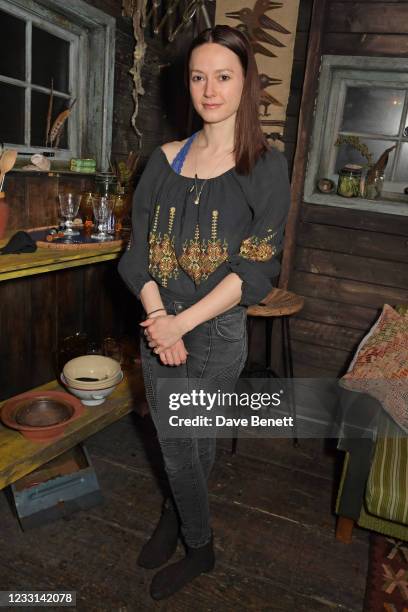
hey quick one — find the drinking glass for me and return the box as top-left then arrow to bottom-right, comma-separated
58,193 -> 82,236
91,195 -> 115,241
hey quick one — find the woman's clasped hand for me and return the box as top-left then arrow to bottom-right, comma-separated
140,314 -> 189,366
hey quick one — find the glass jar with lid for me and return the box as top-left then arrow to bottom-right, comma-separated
337,164 -> 363,198
94,172 -> 118,197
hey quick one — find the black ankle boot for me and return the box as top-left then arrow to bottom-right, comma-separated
150,532 -> 215,600
137,499 -> 179,569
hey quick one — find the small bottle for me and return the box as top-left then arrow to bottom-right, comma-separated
0,192 -> 10,240
364,168 -> 384,200
112,193 -> 124,233
81,191 -> 95,231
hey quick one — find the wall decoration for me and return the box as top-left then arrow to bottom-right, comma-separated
216,0 -> 300,150
123,0 -> 149,147
123,0 -> 211,148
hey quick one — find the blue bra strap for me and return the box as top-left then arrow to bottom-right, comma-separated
171,132 -> 198,174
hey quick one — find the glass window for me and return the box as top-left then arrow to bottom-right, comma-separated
303,55 -> 408,215
0,4 -> 76,158
0,9 -> 25,80
340,87 -> 405,136
32,26 -> 69,93
0,82 -> 25,144
395,143 -> 408,182
31,91 -> 68,148
0,0 -> 114,169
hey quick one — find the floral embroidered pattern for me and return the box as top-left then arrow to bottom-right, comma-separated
149,205 -> 179,287
179,211 -> 228,285
147,206 -> 277,287
239,228 -> 278,262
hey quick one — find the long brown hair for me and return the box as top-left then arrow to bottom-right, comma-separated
186,25 -> 269,175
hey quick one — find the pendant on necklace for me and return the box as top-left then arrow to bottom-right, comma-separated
189,183 -> 200,204
192,174 -> 207,206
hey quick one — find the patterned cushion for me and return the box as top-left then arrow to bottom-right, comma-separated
339,304 -> 408,433
365,413 -> 408,526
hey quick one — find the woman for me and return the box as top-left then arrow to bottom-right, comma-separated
118,24 -> 291,600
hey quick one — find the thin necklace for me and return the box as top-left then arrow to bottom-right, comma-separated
193,175 -> 207,206
189,133 -> 233,206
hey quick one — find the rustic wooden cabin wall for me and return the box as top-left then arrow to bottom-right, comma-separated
284,0 -> 408,378
0,0 -> 204,400
242,1 -> 313,368
284,1 -> 313,177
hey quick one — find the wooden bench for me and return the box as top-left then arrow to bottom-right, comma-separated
0,369 -> 145,490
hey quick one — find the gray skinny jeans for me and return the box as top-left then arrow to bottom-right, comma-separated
140,294 -> 248,548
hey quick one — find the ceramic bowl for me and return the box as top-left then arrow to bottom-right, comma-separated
61,372 -> 123,406
63,369 -> 123,391
63,355 -> 121,386
0,390 -> 85,442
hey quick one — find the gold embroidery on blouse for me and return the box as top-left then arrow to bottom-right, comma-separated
149,206 -> 284,286
239,228 -> 277,262
179,211 -> 228,285
149,205 -> 179,287
178,224 -> 202,284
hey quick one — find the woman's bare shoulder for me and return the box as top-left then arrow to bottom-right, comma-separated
160,139 -> 189,164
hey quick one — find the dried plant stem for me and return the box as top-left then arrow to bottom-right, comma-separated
334,135 -> 373,166
123,0 -> 147,148
45,78 -> 54,148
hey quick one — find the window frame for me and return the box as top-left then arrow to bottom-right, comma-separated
0,0 -> 115,171
304,55 -> 408,217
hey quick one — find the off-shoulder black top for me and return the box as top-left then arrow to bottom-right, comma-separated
118,138 -> 291,307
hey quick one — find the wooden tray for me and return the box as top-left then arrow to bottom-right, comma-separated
27,226 -> 130,250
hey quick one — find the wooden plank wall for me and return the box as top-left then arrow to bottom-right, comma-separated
5,173 -> 94,231
86,0 -> 209,161
284,0 -> 314,176
0,261 -> 129,401
288,0 -> 408,378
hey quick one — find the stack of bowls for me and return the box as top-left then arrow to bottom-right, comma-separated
61,355 -> 123,406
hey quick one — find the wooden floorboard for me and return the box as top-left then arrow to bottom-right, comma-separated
0,413 -> 369,611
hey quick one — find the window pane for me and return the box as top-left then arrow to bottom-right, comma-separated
0,9 -> 25,80
335,138 -> 397,180
341,87 -> 405,136
395,143 -> 408,182
31,92 -> 68,148
0,82 -> 25,144
32,26 -> 69,93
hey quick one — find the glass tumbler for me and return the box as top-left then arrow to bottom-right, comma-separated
91,195 -> 115,241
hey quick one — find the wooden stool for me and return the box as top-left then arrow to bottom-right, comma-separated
232,288 -> 304,453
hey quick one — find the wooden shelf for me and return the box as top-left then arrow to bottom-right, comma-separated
0,370 -> 145,490
0,242 -> 124,282
9,168 -> 96,177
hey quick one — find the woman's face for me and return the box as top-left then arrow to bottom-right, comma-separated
189,42 -> 245,125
